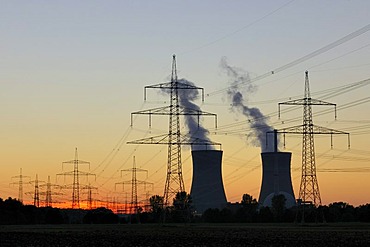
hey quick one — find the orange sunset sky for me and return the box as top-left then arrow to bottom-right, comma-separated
1,1 -> 370,209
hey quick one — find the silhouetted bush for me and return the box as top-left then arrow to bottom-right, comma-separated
83,207 -> 118,224
45,207 -> 64,224
1,196 -> 370,224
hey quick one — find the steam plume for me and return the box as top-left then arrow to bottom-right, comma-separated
220,57 -> 276,152
162,79 -> 214,151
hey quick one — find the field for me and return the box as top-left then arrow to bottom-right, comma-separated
1,223 -> 370,246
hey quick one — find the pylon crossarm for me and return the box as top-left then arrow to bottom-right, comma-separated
62,160 -> 90,165
60,184 -> 75,189
181,134 -> 222,148
127,134 -> 169,144
312,125 -> 349,134
127,134 -> 221,147
121,168 -> 148,179
275,124 -> 305,134
57,171 -> 95,177
279,98 -> 337,119
312,125 -> 350,149
280,98 -> 336,106
77,171 -> 97,179
144,81 -> 205,101
131,106 -> 217,127
132,105 -> 216,116
180,107 -> 216,116
80,185 -> 98,190
270,124 -> 350,149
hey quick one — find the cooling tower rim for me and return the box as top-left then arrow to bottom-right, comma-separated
261,151 -> 292,155
191,150 -> 223,153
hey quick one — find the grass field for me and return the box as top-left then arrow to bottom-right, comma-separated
1,223 -> 370,246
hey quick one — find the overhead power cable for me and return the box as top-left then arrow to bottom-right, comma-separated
208,23 -> 370,97
180,0 -> 296,55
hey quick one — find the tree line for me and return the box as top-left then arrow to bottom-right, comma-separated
0,193 -> 369,224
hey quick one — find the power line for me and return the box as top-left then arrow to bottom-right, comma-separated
208,23 -> 370,97
179,0 -> 296,55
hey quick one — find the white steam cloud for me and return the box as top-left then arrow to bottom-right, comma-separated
162,78 -> 214,151
221,57 -> 276,152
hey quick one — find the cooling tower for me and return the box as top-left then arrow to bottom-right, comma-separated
258,152 -> 296,208
190,150 -> 227,214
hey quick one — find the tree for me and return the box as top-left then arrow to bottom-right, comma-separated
327,202 -> 355,222
202,208 -> 221,223
45,208 -> 64,224
149,195 -> 164,223
83,207 -> 118,224
271,194 -> 286,222
149,195 -> 163,214
241,193 -> 257,205
237,194 -> 258,222
172,191 -> 192,223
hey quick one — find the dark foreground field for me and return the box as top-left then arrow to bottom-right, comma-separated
1,223 -> 370,247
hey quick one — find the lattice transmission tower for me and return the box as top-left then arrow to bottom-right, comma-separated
128,55 -> 219,206
26,174 -> 45,207
115,156 -> 153,216
271,71 -> 350,210
39,175 -> 62,207
81,184 -> 98,209
11,168 -> 30,203
57,148 -> 96,209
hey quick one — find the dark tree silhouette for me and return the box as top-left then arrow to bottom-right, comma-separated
83,207 -> 118,224
236,194 -> 258,222
271,194 -> 287,222
149,195 -> 163,222
171,191 -> 192,223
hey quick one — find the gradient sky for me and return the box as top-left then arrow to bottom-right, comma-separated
1,0 -> 370,207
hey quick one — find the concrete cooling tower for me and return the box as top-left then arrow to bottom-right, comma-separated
190,150 -> 227,214
258,152 -> 296,208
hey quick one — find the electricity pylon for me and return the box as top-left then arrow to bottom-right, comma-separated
115,156 -> 153,216
26,174 -> 45,207
81,184 -> 98,209
11,168 -> 30,203
128,55 -> 220,206
57,148 -> 96,209
270,71 -> 350,221
39,175 -> 62,207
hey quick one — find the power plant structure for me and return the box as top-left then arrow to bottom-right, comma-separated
272,71 -> 350,221
128,55 -> 219,207
39,175 -> 63,207
190,150 -> 228,214
11,168 -> 30,204
258,131 -> 296,208
57,148 -> 96,209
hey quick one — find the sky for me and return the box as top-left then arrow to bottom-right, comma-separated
1,0 -> 370,208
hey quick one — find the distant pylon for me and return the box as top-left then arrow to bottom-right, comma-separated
115,156 -> 153,216
272,71 -> 350,221
128,55 -> 219,206
31,174 -> 43,207
26,174 -> 46,207
81,183 -> 98,209
39,175 -> 62,207
57,148 -> 96,209
45,176 -> 52,207
11,168 -> 30,203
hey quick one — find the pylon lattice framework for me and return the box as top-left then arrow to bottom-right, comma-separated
39,175 -> 62,207
27,174 -> 44,207
57,148 -> 96,209
271,71 -> 350,206
81,184 -> 98,210
115,156 -> 153,215
11,168 -> 30,203
128,55 -> 220,206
